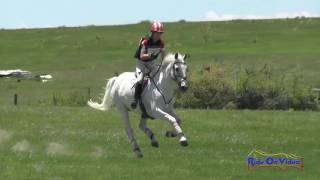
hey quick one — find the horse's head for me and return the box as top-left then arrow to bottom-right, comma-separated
171,53 -> 189,92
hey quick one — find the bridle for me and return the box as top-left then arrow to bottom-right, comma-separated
146,57 -> 187,106
171,61 -> 187,82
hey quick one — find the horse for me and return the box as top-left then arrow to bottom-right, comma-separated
88,53 -> 189,157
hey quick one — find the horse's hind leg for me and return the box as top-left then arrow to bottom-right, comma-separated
118,106 -> 143,158
139,117 -> 159,148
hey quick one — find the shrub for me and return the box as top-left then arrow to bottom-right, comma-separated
175,64 -> 235,109
175,63 -> 318,111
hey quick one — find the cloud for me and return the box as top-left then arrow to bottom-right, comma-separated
205,11 -> 264,21
275,11 -> 316,19
16,23 -> 30,29
205,10 -> 319,21
4,23 -> 57,30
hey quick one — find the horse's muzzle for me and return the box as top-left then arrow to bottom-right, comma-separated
179,79 -> 188,92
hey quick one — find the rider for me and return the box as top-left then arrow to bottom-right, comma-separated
131,21 -> 165,109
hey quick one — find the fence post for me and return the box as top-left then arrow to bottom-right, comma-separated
14,93 -> 18,105
53,93 -> 57,106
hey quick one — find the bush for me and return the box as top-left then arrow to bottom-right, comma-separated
234,65 -> 291,110
175,64 -> 235,109
175,63 -> 319,111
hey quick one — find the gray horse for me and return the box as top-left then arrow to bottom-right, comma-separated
88,53 -> 189,157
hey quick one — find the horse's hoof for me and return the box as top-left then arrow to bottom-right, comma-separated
151,141 -> 159,148
180,140 -> 188,147
165,131 -> 177,138
133,148 -> 143,158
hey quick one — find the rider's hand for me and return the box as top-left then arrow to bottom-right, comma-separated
140,51 -> 160,61
150,53 -> 159,60
140,54 -> 152,61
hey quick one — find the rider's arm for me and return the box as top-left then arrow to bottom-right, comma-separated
139,45 -> 151,61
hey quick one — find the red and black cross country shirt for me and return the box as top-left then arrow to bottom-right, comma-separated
134,37 -> 165,62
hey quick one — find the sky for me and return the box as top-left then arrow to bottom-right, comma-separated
1,0 -> 320,29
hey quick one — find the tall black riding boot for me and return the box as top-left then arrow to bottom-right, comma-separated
131,82 -> 143,109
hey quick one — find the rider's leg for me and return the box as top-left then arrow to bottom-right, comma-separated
131,60 -> 156,109
131,61 -> 145,109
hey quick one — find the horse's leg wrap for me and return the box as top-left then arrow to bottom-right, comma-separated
172,121 -> 183,134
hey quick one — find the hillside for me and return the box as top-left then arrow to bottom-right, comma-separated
1,18 -> 320,106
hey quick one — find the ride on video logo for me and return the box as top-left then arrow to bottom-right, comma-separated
247,149 -> 304,170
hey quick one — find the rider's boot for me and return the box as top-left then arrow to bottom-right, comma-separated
131,82 -> 143,109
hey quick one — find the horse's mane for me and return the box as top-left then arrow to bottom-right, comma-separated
162,53 -> 184,68
162,53 -> 176,67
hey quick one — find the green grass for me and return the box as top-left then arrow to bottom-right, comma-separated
0,106 -> 319,179
1,18 -> 320,106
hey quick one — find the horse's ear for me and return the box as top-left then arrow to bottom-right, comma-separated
174,53 -> 179,60
183,54 -> 190,60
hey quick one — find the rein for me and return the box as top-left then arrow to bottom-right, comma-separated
145,57 -> 174,106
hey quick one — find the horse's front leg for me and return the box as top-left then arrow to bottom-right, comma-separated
154,108 -> 188,146
139,116 -> 159,147
165,110 -> 182,138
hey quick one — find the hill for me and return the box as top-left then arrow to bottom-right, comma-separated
1,18 -> 320,105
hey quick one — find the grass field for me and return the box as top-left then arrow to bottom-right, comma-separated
1,19 -> 320,179
1,18 -> 320,106
0,106 -> 319,179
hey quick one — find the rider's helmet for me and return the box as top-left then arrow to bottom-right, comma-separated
150,21 -> 164,33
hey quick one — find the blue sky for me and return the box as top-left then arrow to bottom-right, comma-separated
1,0 -> 319,29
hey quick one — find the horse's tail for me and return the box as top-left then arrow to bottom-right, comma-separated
87,77 -> 117,111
